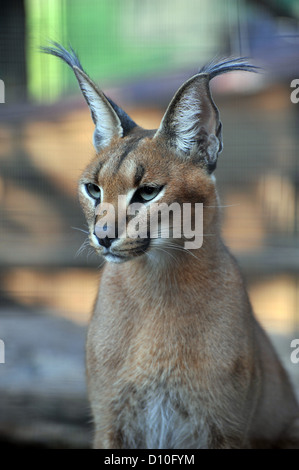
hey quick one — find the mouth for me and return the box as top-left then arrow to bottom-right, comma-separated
102,239 -> 151,263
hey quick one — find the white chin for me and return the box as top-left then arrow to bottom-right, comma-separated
104,253 -> 127,264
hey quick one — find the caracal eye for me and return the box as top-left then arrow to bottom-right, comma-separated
136,185 -> 162,202
86,183 -> 101,200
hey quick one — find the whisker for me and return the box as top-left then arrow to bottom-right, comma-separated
155,240 -> 202,262
204,204 -> 240,208
75,238 -> 90,258
87,247 -> 95,260
71,226 -> 89,234
150,243 -> 180,263
97,256 -> 106,269
151,226 -> 216,238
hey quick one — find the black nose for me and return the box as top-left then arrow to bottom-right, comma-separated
97,236 -> 113,248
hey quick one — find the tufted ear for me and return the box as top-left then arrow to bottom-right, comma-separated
41,42 -> 137,152
154,58 -> 259,173
155,74 -> 222,173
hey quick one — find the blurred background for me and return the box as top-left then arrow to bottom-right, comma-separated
1,0 -> 299,448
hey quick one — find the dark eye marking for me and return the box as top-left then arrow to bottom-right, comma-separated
113,131 -> 155,175
134,164 -> 145,186
113,137 -> 144,174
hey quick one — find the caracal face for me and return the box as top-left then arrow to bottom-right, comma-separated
78,131 -> 217,263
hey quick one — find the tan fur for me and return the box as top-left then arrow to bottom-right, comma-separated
43,45 -> 299,448
80,134 -> 299,449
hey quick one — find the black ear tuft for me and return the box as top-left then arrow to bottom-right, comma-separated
40,41 -> 84,71
198,56 -> 260,78
41,41 -> 137,144
155,56 -> 259,173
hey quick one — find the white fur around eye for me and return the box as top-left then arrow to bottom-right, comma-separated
81,183 -> 103,201
126,188 -> 137,205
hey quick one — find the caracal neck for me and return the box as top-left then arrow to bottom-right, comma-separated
101,237 -> 225,303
